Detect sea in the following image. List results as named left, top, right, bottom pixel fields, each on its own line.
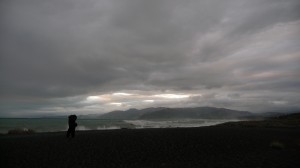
left=0, top=118, right=237, bottom=134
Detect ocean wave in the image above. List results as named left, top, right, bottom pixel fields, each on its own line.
left=124, top=119, right=233, bottom=129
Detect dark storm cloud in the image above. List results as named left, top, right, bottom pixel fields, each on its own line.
left=1, top=0, right=300, bottom=116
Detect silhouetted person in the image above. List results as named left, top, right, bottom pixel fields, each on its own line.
left=67, top=115, right=77, bottom=138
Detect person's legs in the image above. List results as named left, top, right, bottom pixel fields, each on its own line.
left=71, top=129, right=75, bottom=138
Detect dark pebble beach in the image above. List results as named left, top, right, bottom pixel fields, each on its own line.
left=1, top=126, right=300, bottom=168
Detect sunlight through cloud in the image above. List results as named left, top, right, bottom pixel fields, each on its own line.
left=154, top=94, right=190, bottom=99
left=143, top=100, right=155, bottom=103
left=112, top=93, right=133, bottom=96
left=109, top=102, right=123, bottom=106
left=86, top=96, right=100, bottom=101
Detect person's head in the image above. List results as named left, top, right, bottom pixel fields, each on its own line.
left=69, top=115, right=77, bottom=122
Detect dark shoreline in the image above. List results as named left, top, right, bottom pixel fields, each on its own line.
left=1, top=126, right=300, bottom=168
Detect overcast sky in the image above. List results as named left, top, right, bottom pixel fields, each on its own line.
left=1, top=0, right=300, bottom=117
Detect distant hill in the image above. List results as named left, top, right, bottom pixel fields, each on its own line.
left=97, top=107, right=166, bottom=119
left=95, top=107, right=252, bottom=120
left=139, top=107, right=252, bottom=119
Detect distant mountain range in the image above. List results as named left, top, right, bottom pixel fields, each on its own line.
left=80, top=107, right=255, bottom=120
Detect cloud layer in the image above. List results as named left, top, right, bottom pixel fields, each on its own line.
left=1, top=0, right=300, bottom=116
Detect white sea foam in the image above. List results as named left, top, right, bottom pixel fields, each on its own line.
left=96, top=126, right=121, bottom=130
left=124, top=119, right=236, bottom=129
left=76, top=125, right=92, bottom=131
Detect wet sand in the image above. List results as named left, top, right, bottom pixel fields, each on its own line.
left=1, top=126, right=300, bottom=168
